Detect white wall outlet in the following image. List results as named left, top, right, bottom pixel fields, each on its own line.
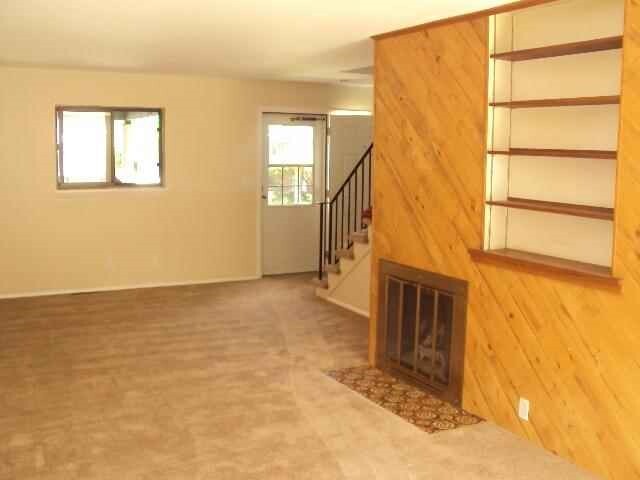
left=518, top=398, right=530, bottom=421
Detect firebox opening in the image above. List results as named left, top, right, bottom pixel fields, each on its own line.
left=377, top=260, right=468, bottom=406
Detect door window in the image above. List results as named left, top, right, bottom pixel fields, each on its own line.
left=267, top=125, right=314, bottom=206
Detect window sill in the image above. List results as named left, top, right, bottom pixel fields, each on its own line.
left=56, top=184, right=166, bottom=192
left=266, top=204, right=315, bottom=208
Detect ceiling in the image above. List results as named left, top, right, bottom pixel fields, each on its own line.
left=0, top=0, right=512, bottom=84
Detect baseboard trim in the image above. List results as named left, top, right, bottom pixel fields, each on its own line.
left=325, top=296, right=370, bottom=318
left=0, top=275, right=261, bottom=300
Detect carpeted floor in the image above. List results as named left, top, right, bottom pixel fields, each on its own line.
left=0, top=274, right=598, bottom=479
left=327, top=365, right=482, bottom=433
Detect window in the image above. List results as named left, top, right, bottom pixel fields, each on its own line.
left=267, top=124, right=314, bottom=206
left=56, top=107, right=163, bottom=188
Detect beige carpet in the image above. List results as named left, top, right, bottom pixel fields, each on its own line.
left=0, top=274, right=598, bottom=479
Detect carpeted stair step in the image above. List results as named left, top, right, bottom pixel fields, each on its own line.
left=350, top=230, right=369, bottom=244
left=335, top=248, right=355, bottom=260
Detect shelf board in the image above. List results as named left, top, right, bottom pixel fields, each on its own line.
left=469, top=248, right=620, bottom=287
left=486, top=197, right=614, bottom=220
left=487, top=148, right=617, bottom=160
left=490, top=95, right=620, bottom=109
left=491, top=36, right=623, bottom=61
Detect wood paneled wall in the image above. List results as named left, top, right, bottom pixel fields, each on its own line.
left=370, top=2, right=640, bottom=479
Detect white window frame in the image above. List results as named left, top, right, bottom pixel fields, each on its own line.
left=55, top=106, right=164, bottom=189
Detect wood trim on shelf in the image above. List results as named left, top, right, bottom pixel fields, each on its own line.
left=487, top=148, right=617, bottom=159
left=469, top=248, right=619, bottom=286
left=372, top=0, right=558, bottom=40
left=469, top=248, right=620, bottom=287
left=486, top=197, right=614, bottom=220
left=491, top=36, right=623, bottom=61
left=490, top=95, right=620, bottom=108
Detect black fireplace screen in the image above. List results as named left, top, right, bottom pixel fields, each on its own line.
left=377, top=260, right=468, bottom=406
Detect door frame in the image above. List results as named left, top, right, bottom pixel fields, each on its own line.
left=256, top=106, right=329, bottom=278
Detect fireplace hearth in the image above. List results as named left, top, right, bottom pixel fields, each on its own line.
left=376, top=260, right=468, bottom=406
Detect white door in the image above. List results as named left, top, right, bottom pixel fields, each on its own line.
left=262, top=113, right=326, bottom=275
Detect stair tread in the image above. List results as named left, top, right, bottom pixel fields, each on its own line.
left=335, top=248, right=355, bottom=259
left=325, top=264, right=341, bottom=274
left=350, top=231, right=369, bottom=244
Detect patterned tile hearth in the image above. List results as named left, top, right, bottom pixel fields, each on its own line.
left=326, top=365, right=482, bottom=434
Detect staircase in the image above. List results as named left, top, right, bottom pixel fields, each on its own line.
left=315, top=144, right=373, bottom=316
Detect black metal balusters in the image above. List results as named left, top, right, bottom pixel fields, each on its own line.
left=317, top=144, right=373, bottom=281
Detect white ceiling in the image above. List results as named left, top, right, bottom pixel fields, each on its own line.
left=0, top=0, right=512, bottom=84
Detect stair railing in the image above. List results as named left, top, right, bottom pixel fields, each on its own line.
left=318, top=143, right=373, bottom=280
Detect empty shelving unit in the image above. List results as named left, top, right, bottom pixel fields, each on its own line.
left=471, top=0, right=624, bottom=285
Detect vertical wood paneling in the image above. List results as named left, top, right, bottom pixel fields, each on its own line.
left=370, top=3, right=640, bottom=478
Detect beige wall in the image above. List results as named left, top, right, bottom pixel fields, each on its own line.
left=329, top=115, right=373, bottom=195
left=328, top=248, right=371, bottom=316
left=0, top=66, right=372, bottom=297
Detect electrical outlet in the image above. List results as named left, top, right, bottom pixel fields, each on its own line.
left=518, top=398, right=530, bottom=421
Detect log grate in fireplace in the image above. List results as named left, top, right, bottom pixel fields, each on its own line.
left=377, top=260, right=468, bottom=406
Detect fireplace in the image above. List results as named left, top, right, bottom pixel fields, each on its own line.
left=376, top=260, right=468, bottom=406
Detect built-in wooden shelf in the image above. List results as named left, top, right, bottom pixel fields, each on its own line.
left=486, top=197, right=614, bottom=220
left=487, top=148, right=617, bottom=159
left=491, top=35, right=623, bottom=61
left=490, top=95, right=620, bottom=108
left=469, top=248, right=619, bottom=287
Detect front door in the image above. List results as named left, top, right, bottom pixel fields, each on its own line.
left=262, top=113, right=326, bottom=275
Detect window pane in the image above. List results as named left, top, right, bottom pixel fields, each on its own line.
left=268, top=167, right=283, bottom=187
left=300, top=167, right=313, bottom=204
left=300, top=166, right=313, bottom=187
left=282, top=186, right=297, bottom=205
left=282, top=166, right=298, bottom=186
left=113, top=112, right=161, bottom=185
left=61, top=111, right=108, bottom=183
left=299, top=187, right=313, bottom=205
left=268, top=125, right=314, bottom=165
left=268, top=187, right=283, bottom=206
